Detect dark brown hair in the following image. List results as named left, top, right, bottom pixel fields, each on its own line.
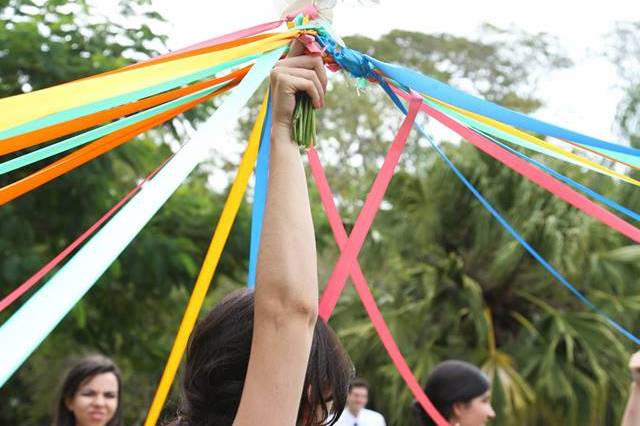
left=170, top=289, right=352, bottom=426
left=348, top=378, right=370, bottom=393
left=53, top=354, right=123, bottom=426
left=414, top=360, right=490, bottom=426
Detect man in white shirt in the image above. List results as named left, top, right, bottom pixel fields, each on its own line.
left=335, top=378, right=386, bottom=426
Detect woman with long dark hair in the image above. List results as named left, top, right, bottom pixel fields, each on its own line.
left=168, top=39, right=352, bottom=426
left=53, top=354, right=123, bottom=426
left=414, top=360, right=495, bottom=426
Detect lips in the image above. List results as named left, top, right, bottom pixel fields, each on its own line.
left=88, top=410, right=107, bottom=420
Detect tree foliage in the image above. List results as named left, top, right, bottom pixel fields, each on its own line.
left=0, top=1, right=250, bottom=424
left=1, top=3, right=638, bottom=425
left=607, top=21, right=640, bottom=151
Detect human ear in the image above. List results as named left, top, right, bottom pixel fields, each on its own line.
left=451, top=401, right=468, bottom=421
left=65, top=397, right=74, bottom=412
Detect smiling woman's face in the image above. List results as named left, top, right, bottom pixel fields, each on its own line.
left=65, top=372, right=119, bottom=426
left=454, top=390, right=495, bottom=426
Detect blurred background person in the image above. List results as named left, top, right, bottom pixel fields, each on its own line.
left=335, top=378, right=386, bottom=426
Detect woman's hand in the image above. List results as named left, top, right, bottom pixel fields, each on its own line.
left=270, top=40, right=327, bottom=132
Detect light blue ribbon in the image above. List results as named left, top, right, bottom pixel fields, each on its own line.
left=376, top=76, right=640, bottom=345
left=248, top=94, right=272, bottom=288
left=0, top=81, right=232, bottom=175
left=0, top=55, right=256, bottom=140
left=367, top=54, right=640, bottom=158
left=0, top=47, right=285, bottom=387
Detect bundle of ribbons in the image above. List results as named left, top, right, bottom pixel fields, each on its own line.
left=1, top=5, right=639, bottom=426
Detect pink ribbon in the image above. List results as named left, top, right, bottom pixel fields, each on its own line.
left=161, top=4, right=319, bottom=60
left=168, top=20, right=284, bottom=57
left=0, top=156, right=172, bottom=313
left=393, top=88, right=640, bottom=244
left=308, top=146, right=450, bottom=426
left=317, top=93, right=422, bottom=319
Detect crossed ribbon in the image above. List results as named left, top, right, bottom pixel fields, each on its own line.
left=309, top=94, right=450, bottom=426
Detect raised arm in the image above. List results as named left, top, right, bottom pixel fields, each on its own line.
left=233, top=42, right=328, bottom=426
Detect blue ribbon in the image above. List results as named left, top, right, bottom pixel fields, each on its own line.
left=365, top=55, right=640, bottom=158
left=247, top=94, right=272, bottom=288
left=474, top=128, right=640, bottom=223
left=0, top=48, right=286, bottom=387
left=376, top=77, right=640, bottom=345
left=314, top=30, right=639, bottom=343
left=316, top=31, right=375, bottom=79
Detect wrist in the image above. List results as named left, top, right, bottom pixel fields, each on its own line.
left=271, top=122, right=296, bottom=147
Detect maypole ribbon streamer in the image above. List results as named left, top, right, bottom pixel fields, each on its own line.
left=0, top=154, right=173, bottom=313
left=368, top=55, right=640, bottom=158
left=318, top=94, right=422, bottom=320
left=248, top=95, right=273, bottom=288
left=0, top=81, right=233, bottom=175
left=422, top=96, right=640, bottom=177
left=0, top=32, right=295, bottom=137
left=143, top=93, right=270, bottom=426
left=421, top=95, right=640, bottom=179
left=384, top=84, right=640, bottom=345
left=307, top=147, right=450, bottom=426
left=392, top=89, right=640, bottom=244
left=166, top=21, right=283, bottom=58
left=0, top=48, right=284, bottom=387
left=0, top=79, right=239, bottom=205
left=0, top=53, right=252, bottom=139
left=86, top=34, right=273, bottom=81
left=0, top=67, right=250, bottom=157
left=429, top=102, right=640, bottom=223
left=485, top=130, right=640, bottom=222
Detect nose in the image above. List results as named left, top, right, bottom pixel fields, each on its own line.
left=92, top=394, right=107, bottom=407
left=487, top=404, right=496, bottom=419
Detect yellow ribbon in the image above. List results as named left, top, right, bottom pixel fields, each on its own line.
left=143, top=92, right=270, bottom=426
left=424, top=95, right=640, bottom=188
left=0, top=33, right=293, bottom=132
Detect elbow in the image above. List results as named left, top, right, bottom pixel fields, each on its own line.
left=255, top=280, right=318, bottom=327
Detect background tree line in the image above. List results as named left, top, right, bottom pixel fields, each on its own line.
left=1, top=1, right=639, bottom=424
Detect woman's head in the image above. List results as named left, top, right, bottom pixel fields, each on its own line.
left=176, top=289, right=352, bottom=426
left=54, top=354, right=123, bottom=426
left=415, top=360, right=494, bottom=426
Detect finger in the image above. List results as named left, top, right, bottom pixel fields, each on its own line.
left=275, top=67, right=324, bottom=106
left=288, top=75, right=322, bottom=108
left=276, top=55, right=327, bottom=91
left=286, top=39, right=306, bottom=58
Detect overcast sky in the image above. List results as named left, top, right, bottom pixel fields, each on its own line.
left=89, top=0, right=640, bottom=143
left=125, top=0, right=636, bottom=143
left=87, top=0, right=640, bottom=190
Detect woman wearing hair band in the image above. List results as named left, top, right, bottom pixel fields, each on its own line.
left=167, top=39, right=352, bottom=426
left=414, top=360, right=495, bottom=426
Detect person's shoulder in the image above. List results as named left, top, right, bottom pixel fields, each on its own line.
left=362, top=408, right=386, bottom=424
left=333, top=409, right=352, bottom=425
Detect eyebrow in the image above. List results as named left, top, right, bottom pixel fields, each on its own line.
left=79, top=387, right=118, bottom=394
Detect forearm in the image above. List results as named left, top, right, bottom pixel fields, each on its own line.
left=622, top=383, right=640, bottom=426
left=254, top=123, right=318, bottom=322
